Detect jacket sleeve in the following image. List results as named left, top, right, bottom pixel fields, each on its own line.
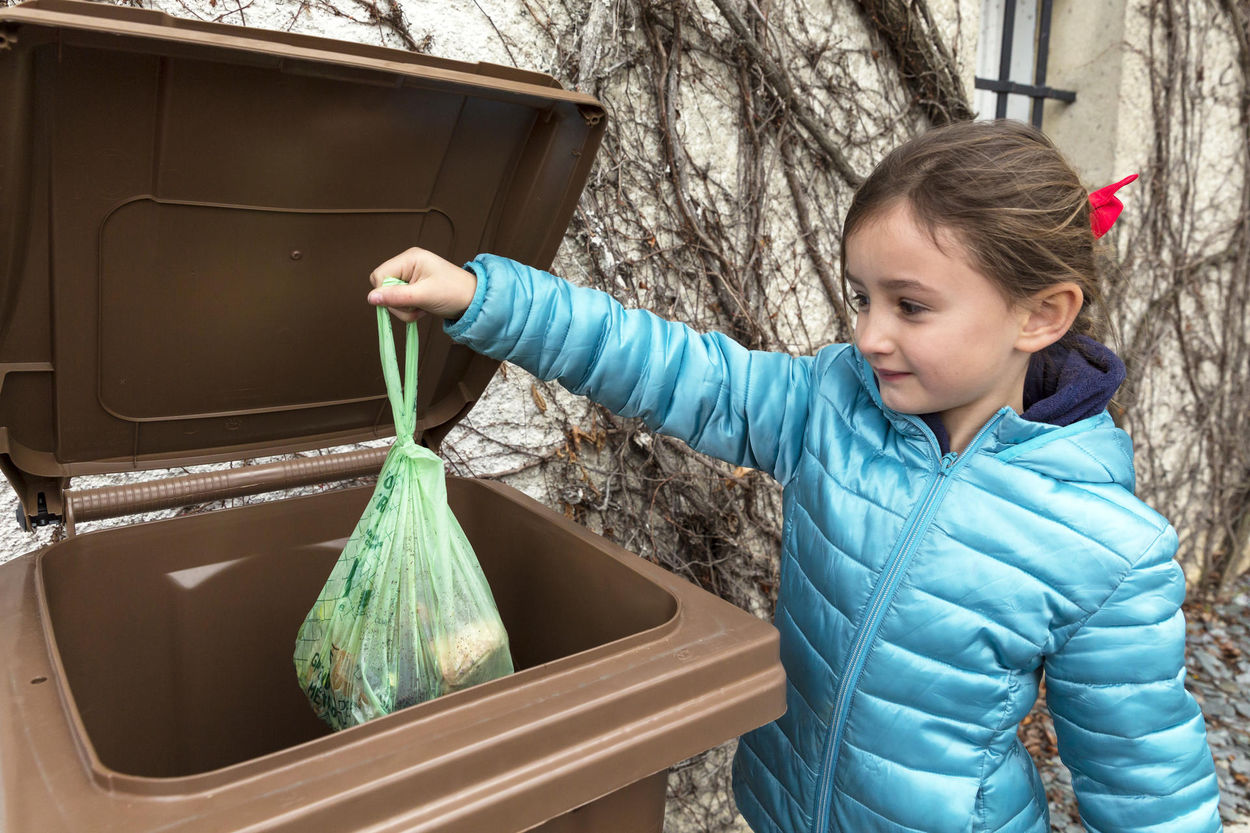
left=1042, top=525, right=1223, bottom=833
left=443, top=254, right=812, bottom=484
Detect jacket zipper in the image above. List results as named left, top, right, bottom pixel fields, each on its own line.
left=810, top=412, right=1005, bottom=833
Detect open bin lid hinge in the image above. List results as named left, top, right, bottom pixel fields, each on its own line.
left=55, top=445, right=390, bottom=536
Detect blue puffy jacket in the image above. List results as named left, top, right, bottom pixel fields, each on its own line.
left=445, top=255, right=1223, bottom=833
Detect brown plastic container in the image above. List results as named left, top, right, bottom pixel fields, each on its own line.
left=0, top=2, right=785, bottom=831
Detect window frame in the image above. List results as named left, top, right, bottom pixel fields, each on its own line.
left=973, top=0, right=1076, bottom=128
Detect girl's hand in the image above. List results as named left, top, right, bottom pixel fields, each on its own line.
left=367, top=247, right=477, bottom=323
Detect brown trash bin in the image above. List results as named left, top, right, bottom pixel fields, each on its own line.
left=0, top=2, right=786, bottom=832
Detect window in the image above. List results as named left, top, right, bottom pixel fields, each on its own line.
left=973, top=0, right=1076, bottom=127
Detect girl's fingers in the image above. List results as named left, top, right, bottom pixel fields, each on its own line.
left=368, top=265, right=411, bottom=290
left=369, top=247, right=428, bottom=289
left=367, top=246, right=471, bottom=319
left=367, top=281, right=424, bottom=309
left=366, top=278, right=431, bottom=324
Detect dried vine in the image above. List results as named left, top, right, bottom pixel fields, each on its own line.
left=850, top=0, right=975, bottom=124
left=1116, top=0, right=1250, bottom=598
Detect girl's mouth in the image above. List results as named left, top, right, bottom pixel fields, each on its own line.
left=875, top=369, right=911, bottom=382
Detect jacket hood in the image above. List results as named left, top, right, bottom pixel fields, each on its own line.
left=853, top=339, right=1136, bottom=490
left=982, top=409, right=1137, bottom=490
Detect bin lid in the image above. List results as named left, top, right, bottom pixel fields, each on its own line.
left=0, top=0, right=604, bottom=511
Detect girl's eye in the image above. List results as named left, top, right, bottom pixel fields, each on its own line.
left=898, top=300, right=928, bottom=316
left=850, top=292, right=869, bottom=310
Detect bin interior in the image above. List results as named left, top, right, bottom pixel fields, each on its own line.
left=38, top=477, right=678, bottom=780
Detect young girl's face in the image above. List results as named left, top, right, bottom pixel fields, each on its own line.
left=844, top=200, right=1033, bottom=452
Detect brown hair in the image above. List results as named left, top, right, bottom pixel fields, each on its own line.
left=842, top=119, right=1107, bottom=345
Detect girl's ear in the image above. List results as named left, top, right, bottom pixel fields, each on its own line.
left=1016, top=282, right=1083, bottom=353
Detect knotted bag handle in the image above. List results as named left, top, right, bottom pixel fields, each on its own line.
left=376, top=277, right=419, bottom=443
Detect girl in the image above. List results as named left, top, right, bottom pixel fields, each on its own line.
left=367, top=120, right=1222, bottom=833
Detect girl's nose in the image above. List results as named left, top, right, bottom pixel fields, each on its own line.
left=854, top=311, right=893, bottom=356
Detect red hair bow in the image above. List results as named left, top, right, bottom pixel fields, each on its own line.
left=1089, top=174, right=1139, bottom=238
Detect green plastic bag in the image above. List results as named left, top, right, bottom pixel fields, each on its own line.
left=293, top=281, right=513, bottom=730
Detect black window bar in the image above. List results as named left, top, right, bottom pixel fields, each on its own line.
left=974, top=0, right=1076, bottom=128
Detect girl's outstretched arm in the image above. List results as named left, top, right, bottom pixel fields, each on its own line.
left=1042, top=526, right=1222, bottom=832
left=431, top=253, right=813, bottom=484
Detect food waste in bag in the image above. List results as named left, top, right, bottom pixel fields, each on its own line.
left=293, top=281, right=513, bottom=729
